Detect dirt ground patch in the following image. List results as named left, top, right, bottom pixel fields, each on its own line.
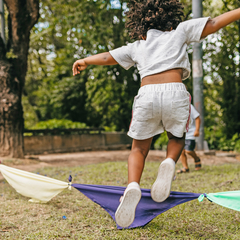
left=1, top=149, right=240, bottom=180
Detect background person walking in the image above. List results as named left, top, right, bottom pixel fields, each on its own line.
left=177, top=104, right=201, bottom=173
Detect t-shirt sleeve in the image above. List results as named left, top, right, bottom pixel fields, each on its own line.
left=109, top=44, right=135, bottom=70
left=191, top=105, right=200, bottom=119
left=181, top=17, right=210, bottom=44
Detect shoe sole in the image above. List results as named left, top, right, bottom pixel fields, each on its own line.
left=151, top=159, right=175, bottom=202
left=115, top=187, right=141, bottom=228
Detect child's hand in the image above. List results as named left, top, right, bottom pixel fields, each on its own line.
left=194, top=130, right=199, bottom=137
left=72, top=59, right=88, bottom=76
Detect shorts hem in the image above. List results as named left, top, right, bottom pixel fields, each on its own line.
left=165, top=130, right=185, bottom=138
left=127, top=130, right=164, bottom=140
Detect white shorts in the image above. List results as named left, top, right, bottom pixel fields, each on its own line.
left=128, top=83, right=191, bottom=140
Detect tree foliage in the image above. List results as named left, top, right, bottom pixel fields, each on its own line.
left=25, top=0, right=140, bottom=131
left=23, top=0, right=240, bottom=150
left=203, top=0, right=240, bottom=141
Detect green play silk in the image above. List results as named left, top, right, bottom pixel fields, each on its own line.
left=198, top=191, right=240, bottom=212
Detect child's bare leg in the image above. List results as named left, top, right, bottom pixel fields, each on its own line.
left=185, top=150, right=198, bottom=161
left=176, top=149, right=190, bottom=173
left=180, top=149, right=189, bottom=169
left=115, top=137, right=152, bottom=228
left=128, top=137, right=153, bottom=184
left=151, top=132, right=185, bottom=202
left=166, top=132, right=185, bottom=162
left=185, top=150, right=201, bottom=170
left=151, top=132, right=185, bottom=201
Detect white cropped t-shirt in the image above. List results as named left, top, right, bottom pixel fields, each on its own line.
left=109, top=17, right=210, bottom=80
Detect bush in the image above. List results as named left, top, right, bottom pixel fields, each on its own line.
left=204, top=126, right=224, bottom=150
left=234, top=138, right=240, bottom=152
left=205, top=130, right=240, bottom=152
left=30, top=119, right=88, bottom=129
left=154, top=131, right=168, bottom=150
left=153, top=128, right=240, bottom=153
left=218, top=133, right=238, bottom=151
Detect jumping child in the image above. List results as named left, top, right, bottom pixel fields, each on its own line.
left=72, top=0, right=240, bottom=228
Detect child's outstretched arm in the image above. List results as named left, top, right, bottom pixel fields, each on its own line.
left=72, top=52, right=118, bottom=76
left=201, top=8, right=240, bottom=38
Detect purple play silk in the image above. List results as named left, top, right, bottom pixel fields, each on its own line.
left=72, top=183, right=201, bottom=229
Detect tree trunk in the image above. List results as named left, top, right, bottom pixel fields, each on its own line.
left=0, top=0, right=39, bottom=158
left=0, top=60, right=24, bottom=157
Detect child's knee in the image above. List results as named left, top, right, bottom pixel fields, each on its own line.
left=131, top=138, right=152, bottom=157
left=131, top=146, right=149, bottom=158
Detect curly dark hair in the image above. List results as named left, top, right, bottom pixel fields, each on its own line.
left=125, top=0, right=185, bottom=40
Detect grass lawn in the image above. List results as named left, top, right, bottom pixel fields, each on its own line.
left=1, top=161, right=240, bottom=239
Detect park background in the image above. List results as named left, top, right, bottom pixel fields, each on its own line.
left=21, top=0, right=240, bottom=153
left=1, top=0, right=240, bottom=158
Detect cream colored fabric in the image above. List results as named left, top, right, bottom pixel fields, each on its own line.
left=0, top=164, right=70, bottom=203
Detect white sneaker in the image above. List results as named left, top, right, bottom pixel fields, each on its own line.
left=115, top=182, right=141, bottom=228
left=151, top=158, right=175, bottom=202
